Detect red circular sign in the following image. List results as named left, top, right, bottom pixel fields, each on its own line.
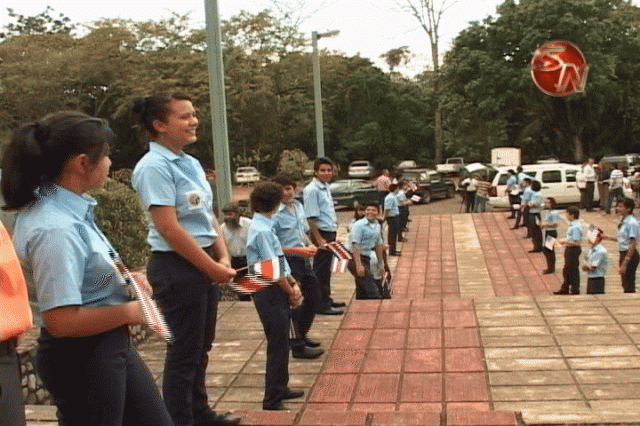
left=531, top=41, right=589, bottom=97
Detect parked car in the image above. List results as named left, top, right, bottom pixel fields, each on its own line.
left=402, top=169, right=456, bottom=203
left=235, top=166, right=260, bottom=184
left=330, top=179, right=378, bottom=209
left=599, top=154, right=640, bottom=176
left=347, top=160, right=375, bottom=178
left=536, top=155, right=560, bottom=164
left=396, top=160, right=418, bottom=170
left=487, top=163, right=600, bottom=208
left=436, top=157, right=465, bottom=176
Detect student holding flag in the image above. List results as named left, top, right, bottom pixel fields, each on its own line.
left=349, top=203, right=391, bottom=299
left=247, top=182, right=304, bottom=411
left=131, top=93, right=239, bottom=426
left=272, top=175, right=324, bottom=359
left=2, top=111, right=173, bottom=425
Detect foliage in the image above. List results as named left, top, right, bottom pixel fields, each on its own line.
left=1, top=6, right=75, bottom=38
left=88, top=179, right=150, bottom=269
left=276, top=149, right=310, bottom=181
left=440, top=0, right=640, bottom=162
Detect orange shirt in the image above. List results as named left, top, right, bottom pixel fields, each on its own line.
left=0, top=222, right=32, bottom=340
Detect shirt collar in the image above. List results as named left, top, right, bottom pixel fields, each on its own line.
left=313, top=177, right=330, bottom=190
left=150, top=141, right=184, bottom=162
left=253, top=212, right=275, bottom=227
left=39, top=183, right=97, bottom=221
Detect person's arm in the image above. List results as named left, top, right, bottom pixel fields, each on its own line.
left=149, top=206, right=236, bottom=283
left=282, top=245, right=317, bottom=258
left=210, top=214, right=231, bottom=268
left=42, top=302, right=143, bottom=338
left=352, top=245, right=365, bottom=277
left=376, top=243, right=390, bottom=274
left=307, top=218, right=326, bottom=247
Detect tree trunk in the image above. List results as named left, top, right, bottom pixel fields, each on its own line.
left=574, top=134, right=584, bottom=163
left=435, top=110, right=443, bottom=164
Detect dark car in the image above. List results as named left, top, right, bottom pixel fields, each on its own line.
left=401, top=169, right=455, bottom=203
left=329, top=179, right=379, bottom=209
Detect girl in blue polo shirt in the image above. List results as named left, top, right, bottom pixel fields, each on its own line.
left=131, top=93, right=238, bottom=426
left=2, top=112, right=172, bottom=426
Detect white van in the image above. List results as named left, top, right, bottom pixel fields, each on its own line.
left=487, top=163, right=599, bottom=208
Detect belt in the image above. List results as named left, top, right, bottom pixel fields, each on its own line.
left=0, top=338, right=18, bottom=357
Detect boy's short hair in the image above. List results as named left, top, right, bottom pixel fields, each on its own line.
left=272, top=174, right=296, bottom=188
left=547, top=197, right=557, bottom=208
left=618, top=197, right=635, bottom=211
left=389, top=183, right=399, bottom=192
left=566, top=205, right=580, bottom=219
left=531, top=180, right=541, bottom=191
left=250, top=182, right=283, bottom=213
left=313, top=157, right=334, bottom=171
left=364, top=202, right=380, bottom=211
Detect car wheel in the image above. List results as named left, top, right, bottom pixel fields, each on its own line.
left=447, top=187, right=455, bottom=198
left=423, top=190, right=432, bottom=204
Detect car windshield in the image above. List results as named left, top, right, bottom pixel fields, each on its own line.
left=351, top=162, right=369, bottom=167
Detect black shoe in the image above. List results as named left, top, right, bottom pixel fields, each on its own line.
left=281, top=389, right=304, bottom=400
left=263, top=402, right=286, bottom=411
left=389, top=252, right=401, bottom=256
left=194, top=410, right=241, bottom=426
left=508, top=215, right=516, bottom=219
left=528, top=250, right=542, bottom=253
left=553, top=290, right=569, bottom=295
left=511, top=226, right=519, bottom=230
left=542, top=270, right=554, bottom=274
left=331, top=301, right=346, bottom=308
left=317, top=307, right=343, bottom=315
left=398, top=238, right=408, bottom=242
left=292, top=346, right=324, bottom=359
left=304, top=338, right=321, bottom=348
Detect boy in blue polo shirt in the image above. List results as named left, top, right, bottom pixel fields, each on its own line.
left=247, top=182, right=304, bottom=411
left=582, top=227, right=608, bottom=294
left=384, top=183, right=401, bottom=256
left=555, top=206, right=584, bottom=295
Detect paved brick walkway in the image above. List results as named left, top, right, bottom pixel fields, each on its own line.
left=26, top=210, right=640, bottom=425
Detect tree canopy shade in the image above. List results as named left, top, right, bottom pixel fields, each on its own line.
left=440, top=0, right=640, bottom=163
left=0, top=8, right=434, bottom=174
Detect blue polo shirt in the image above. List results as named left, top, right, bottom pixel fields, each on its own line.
left=132, top=142, right=217, bottom=252
left=587, top=243, right=608, bottom=278
left=520, top=187, right=533, bottom=205
left=542, top=210, right=560, bottom=238
left=529, top=191, right=543, bottom=214
left=567, top=219, right=584, bottom=242
left=246, top=213, right=291, bottom=277
left=384, top=192, right=399, bottom=217
left=506, top=175, right=518, bottom=193
left=617, top=214, right=640, bottom=251
left=12, top=185, right=130, bottom=317
left=350, top=218, right=383, bottom=258
left=303, top=178, right=337, bottom=232
left=273, top=200, right=309, bottom=249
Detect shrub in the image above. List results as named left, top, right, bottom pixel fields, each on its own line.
left=88, top=178, right=150, bottom=269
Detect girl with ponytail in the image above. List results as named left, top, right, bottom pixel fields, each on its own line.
left=1, top=111, right=173, bottom=426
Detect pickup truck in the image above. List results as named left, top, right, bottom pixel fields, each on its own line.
left=436, top=157, right=465, bottom=176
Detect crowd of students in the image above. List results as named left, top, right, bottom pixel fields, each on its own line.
left=506, top=165, right=640, bottom=296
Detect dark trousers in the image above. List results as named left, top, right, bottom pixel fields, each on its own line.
left=579, top=188, right=586, bottom=209
left=286, top=255, right=321, bottom=345
left=585, top=181, right=595, bottom=209
left=148, top=250, right=219, bottom=426
left=0, top=338, right=25, bottom=426
left=619, top=249, right=639, bottom=293
left=523, top=206, right=531, bottom=237
left=252, top=285, right=291, bottom=409
left=465, top=191, right=476, bottom=213
left=36, top=327, right=172, bottom=426
left=348, top=255, right=381, bottom=299
left=232, top=256, right=251, bottom=301
left=386, top=216, right=399, bottom=254
left=560, top=246, right=581, bottom=294
left=587, top=277, right=605, bottom=294
left=530, top=212, right=542, bottom=251
left=543, top=230, right=557, bottom=272
left=515, top=196, right=523, bottom=227
left=313, top=230, right=337, bottom=310
left=508, top=194, right=519, bottom=218
left=399, top=205, right=409, bottom=231
left=378, top=191, right=389, bottom=210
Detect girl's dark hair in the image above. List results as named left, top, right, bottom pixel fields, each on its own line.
left=531, top=180, right=541, bottom=191
left=250, top=182, right=283, bottom=213
left=1, top=111, right=113, bottom=210
left=547, top=197, right=557, bottom=208
left=131, top=92, right=192, bottom=137
left=272, top=174, right=296, bottom=188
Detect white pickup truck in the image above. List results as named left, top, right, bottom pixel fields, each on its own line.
left=436, top=157, right=465, bottom=176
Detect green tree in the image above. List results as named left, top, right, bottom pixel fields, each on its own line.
left=440, top=0, right=640, bottom=162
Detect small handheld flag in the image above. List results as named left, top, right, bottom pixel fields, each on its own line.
left=109, top=251, right=173, bottom=343
left=229, top=274, right=275, bottom=294
left=325, top=241, right=352, bottom=260
left=331, top=257, right=349, bottom=273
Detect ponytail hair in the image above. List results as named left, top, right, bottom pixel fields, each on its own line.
left=1, top=111, right=114, bottom=210
left=131, top=92, right=192, bottom=138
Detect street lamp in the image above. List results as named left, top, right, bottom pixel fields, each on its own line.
left=312, top=30, right=339, bottom=158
